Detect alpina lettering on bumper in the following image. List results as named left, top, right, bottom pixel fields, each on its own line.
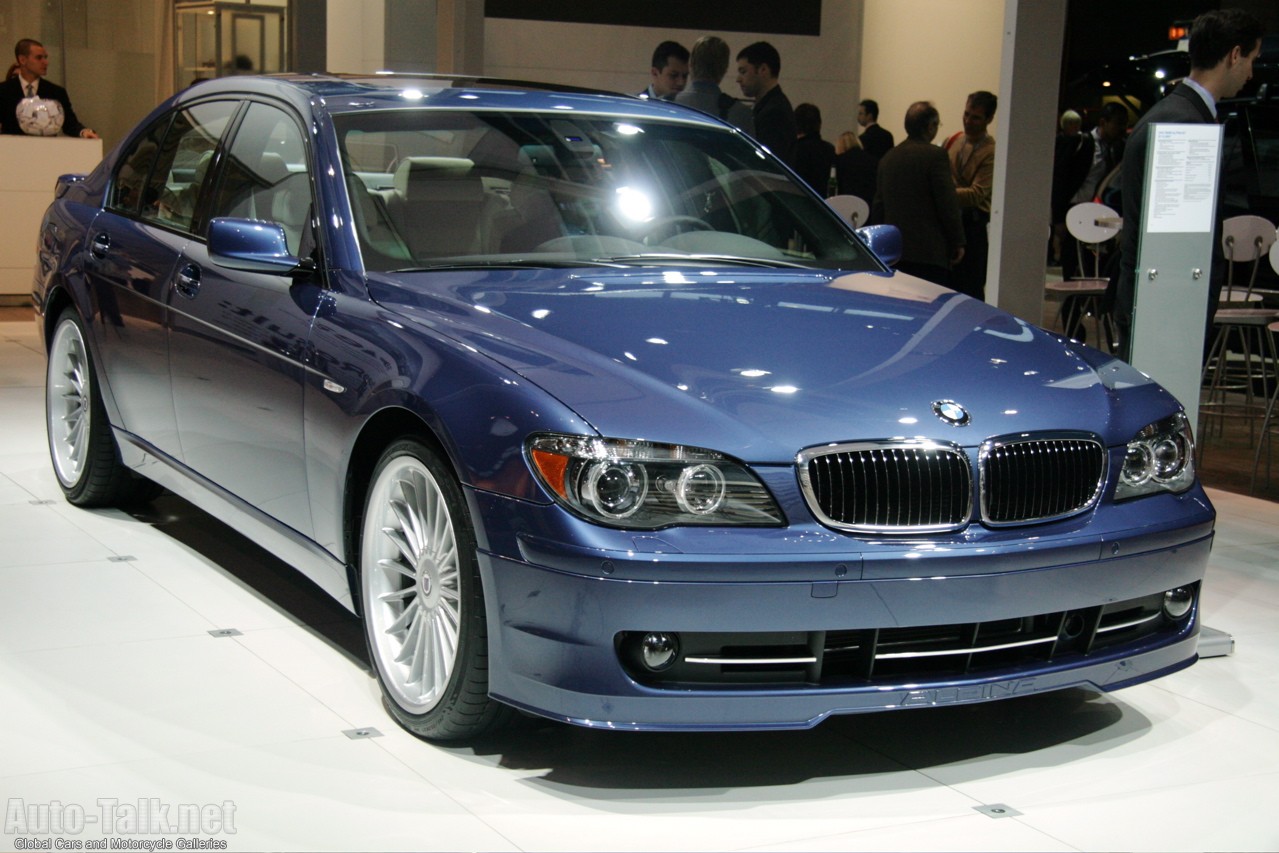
left=898, top=679, right=1038, bottom=707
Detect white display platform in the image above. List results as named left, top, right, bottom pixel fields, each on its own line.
left=0, top=135, right=103, bottom=301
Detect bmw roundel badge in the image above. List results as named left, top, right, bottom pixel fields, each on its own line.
left=932, top=400, right=970, bottom=426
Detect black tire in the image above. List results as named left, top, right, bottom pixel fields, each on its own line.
left=45, top=308, right=160, bottom=508
left=357, top=438, right=509, bottom=741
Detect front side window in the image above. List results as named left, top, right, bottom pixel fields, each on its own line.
left=335, top=110, right=878, bottom=273
left=207, top=102, right=313, bottom=256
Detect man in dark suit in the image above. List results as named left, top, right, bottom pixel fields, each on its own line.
left=1115, top=9, right=1262, bottom=360
left=1058, top=102, right=1128, bottom=280
left=638, top=40, right=688, bottom=102
left=735, top=41, right=796, bottom=167
left=857, top=99, right=893, bottom=161
left=870, top=101, right=964, bottom=287
left=1, top=38, right=97, bottom=138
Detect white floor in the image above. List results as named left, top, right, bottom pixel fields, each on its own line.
left=3, top=316, right=1279, bottom=853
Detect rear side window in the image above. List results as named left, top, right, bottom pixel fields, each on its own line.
left=107, top=100, right=238, bottom=234
left=109, top=114, right=172, bottom=216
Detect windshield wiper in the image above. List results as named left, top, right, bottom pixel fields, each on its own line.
left=591, top=253, right=815, bottom=269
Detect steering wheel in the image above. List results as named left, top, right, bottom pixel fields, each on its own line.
left=640, top=215, right=714, bottom=245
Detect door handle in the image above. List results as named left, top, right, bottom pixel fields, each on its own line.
left=174, top=263, right=201, bottom=299
left=89, top=231, right=110, bottom=259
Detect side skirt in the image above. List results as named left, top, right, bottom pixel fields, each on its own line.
left=115, top=428, right=356, bottom=613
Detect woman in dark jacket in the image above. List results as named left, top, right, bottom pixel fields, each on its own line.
left=834, top=130, right=876, bottom=203
left=793, top=102, right=836, bottom=196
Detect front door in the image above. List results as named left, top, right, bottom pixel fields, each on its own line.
left=167, top=100, right=320, bottom=538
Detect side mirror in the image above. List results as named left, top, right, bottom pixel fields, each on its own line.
left=207, top=217, right=310, bottom=274
left=854, top=224, right=902, bottom=268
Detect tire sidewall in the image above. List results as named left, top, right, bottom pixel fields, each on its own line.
left=46, top=309, right=98, bottom=501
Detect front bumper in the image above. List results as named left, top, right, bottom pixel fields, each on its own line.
left=473, top=490, right=1212, bottom=731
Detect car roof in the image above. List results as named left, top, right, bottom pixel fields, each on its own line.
left=176, top=72, right=725, bottom=125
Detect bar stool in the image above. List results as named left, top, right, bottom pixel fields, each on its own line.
left=1045, top=202, right=1119, bottom=350
left=1222, top=215, right=1276, bottom=301
left=1251, top=320, right=1279, bottom=493
left=826, top=194, right=870, bottom=228
left=1203, top=217, right=1279, bottom=452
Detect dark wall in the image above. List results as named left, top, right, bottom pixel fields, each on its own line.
left=483, top=0, right=822, bottom=36
left=1061, top=0, right=1279, bottom=118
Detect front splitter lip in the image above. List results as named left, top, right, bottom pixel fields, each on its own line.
left=478, top=546, right=1208, bottom=731
left=491, top=636, right=1200, bottom=733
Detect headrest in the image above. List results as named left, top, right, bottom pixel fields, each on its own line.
left=394, top=156, right=476, bottom=195
left=256, top=152, right=290, bottom=184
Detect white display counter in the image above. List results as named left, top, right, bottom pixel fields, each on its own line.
left=0, top=135, right=103, bottom=301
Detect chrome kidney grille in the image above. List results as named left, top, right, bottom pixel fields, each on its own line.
left=798, top=441, right=971, bottom=533
left=981, top=435, right=1107, bottom=525
left=798, top=433, right=1106, bottom=532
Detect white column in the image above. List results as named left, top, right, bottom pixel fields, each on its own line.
left=987, top=0, right=1067, bottom=321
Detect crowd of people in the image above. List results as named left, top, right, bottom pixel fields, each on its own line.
left=640, top=7, right=1261, bottom=329
left=637, top=35, right=997, bottom=299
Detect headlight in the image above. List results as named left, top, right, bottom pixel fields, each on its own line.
left=1115, top=413, right=1196, bottom=500
left=528, top=434, right=784, bottom=528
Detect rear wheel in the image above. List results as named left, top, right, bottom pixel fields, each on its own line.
left=358, top=438, right=508, bottom=741
left=46, top=308, right=158, bottom=507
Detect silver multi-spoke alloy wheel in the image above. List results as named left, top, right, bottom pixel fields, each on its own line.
left=47, top=315, right=91, bottom=488
left=362, top=450, right=464, bottom=715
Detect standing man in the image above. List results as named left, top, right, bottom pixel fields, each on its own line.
left=857, top=99, right=893, bottom=161
left=1060, top=101, right=1128, bottom=279
left=0, top=38, right=97, bottom=138
left=639, top=41, right=689, bottom=101
left=675, top=36, right=754, bottom=134
left=735, top=41, right=796, bottom=167
left=871, top=102, right=964, bottom=287
left=944, top=90, right=997, bottom=301
left=1115, top=8, right=1262, bottom=360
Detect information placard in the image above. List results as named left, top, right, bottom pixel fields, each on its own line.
left=1129, top=122, right=1223, bottom=431
left=1143, top=124, right=1221, bottom=234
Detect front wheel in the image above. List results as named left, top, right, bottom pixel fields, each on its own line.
left=358, top=439, right=508, bottom=741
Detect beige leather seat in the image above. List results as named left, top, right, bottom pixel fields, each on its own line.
left=386, top=156, right=488, bottom=259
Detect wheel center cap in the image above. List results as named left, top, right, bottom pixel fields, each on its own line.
left=417, top=556, right=437, bottom=598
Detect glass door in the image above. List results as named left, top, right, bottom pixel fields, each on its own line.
left=175, top=1, right=287, bottom=90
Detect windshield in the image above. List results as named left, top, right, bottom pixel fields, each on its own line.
left=334, top=109, right=879, bottom=273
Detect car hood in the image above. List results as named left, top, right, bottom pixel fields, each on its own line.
left=370, top=267, right=1174, bottom=463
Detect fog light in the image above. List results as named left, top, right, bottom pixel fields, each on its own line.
left=640, top=632, right=680, bottom=671
left=1163, top=587, right=1194, bottom=619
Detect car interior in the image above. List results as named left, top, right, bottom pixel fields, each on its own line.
left=335, top=111, right=876, bottom=273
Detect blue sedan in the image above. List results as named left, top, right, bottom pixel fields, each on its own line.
left=34, top=74, right=1213, bottom=741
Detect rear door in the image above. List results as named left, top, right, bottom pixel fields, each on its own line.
left=85, top=100, right=238, bottom=458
